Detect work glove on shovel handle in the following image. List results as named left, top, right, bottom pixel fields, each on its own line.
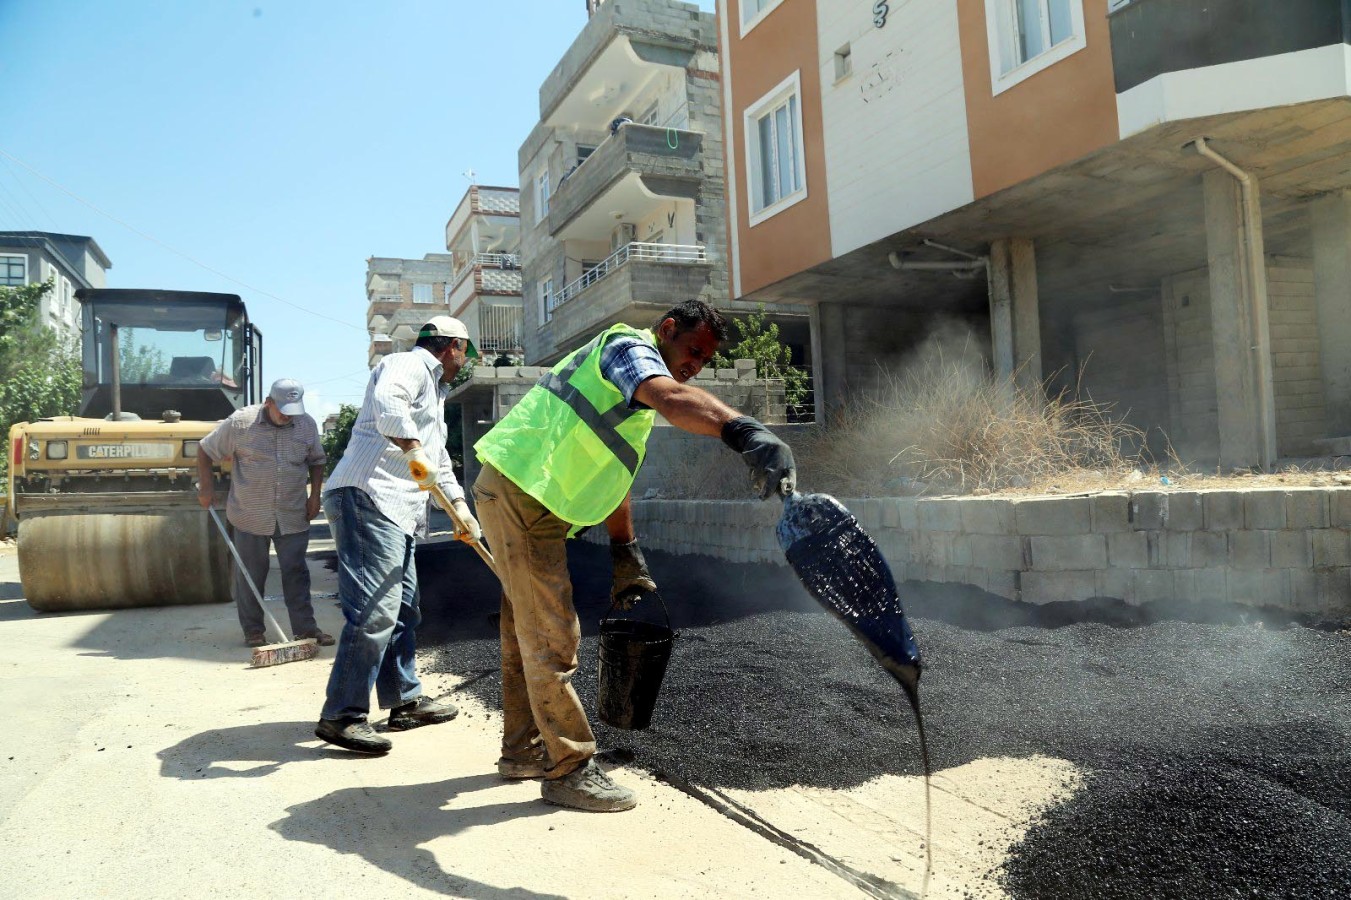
left=721, top=415, right=798, bottom=500
left=610, top=539, right=657, bottom=611
left=449, top=498, right=482, bottom=544
left=402, top=446, right=438, bottom=490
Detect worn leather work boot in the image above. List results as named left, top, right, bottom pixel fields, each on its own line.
left=541, top=760, right=637, bottom=812
left=314, top=718, right=392, bottom=754
left=388, top=696, right=459, bottom=731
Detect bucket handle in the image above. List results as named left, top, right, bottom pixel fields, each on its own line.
left=602, top=588, right=671, bottom=630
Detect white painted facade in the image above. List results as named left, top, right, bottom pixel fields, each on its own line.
left=1117, top=44, right=1351, bottom=139
left=817, top=0, right=975, bottom=257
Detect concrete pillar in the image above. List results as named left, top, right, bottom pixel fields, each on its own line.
left=817, top=302, right=847, bottom=416
left=988, top=237, right=1041, bottom=391
left=1202, top=167, right=1275, bottom=470
left=1312, top=190, right=1351, bottom=437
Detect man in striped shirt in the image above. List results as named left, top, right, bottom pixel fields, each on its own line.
left=314, top=316, right=482, bottom=755
left=197, top=378, right=331, bottom=648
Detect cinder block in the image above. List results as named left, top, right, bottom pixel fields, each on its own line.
left=1090, top=492, right=1131, bottom=533
left=1194, top=568, right=1228, bottom=602
left=1318, top=567, right=1351, bottom=615
left=1131, top=492, right=1168, bottom=530
left=1029, top=535, right=1108, bottom=571
left=1229, top=531, right=1271, bottom=569
left=895, top=499, right=918, bottom=530
left=1287, top=568, right=1319, bottom=613
left=1167, top=492, right=1204, bottom=531
left=987, top=569, right=1020, bottom=600
left=1332, top=491, right=1351, bottom=527
left=918, top=500, right=962, bottom=532
left=1133, top=569, right=1174, bottom=605
left=1107, top=532, right=1149, bottom=568
left=1162, top=532, right=1191, bottom=568
left=1313, top=529, right=1351, bottom=567
left=857, top=499, right=884, bottom=531
left=882, top=500, right=900, bottom=528
left=1205, top=492, right=1245, bottom=530
left=1171, top=569, right=1196, bottom=599
left=1021, top=570, right=1096, bottom=605
left=1285, top=488, right=1329, bottom=529
left=960, top=498, right=1015, bottom=534
left=967, top=534, right=1025, bottom=570
left=1227, top=568, right=1284, bottom=606
left=949, top=535, right=973, bottom=567
left=1095, top=568, right=1133, bottom=602
left=1270, top=531, right=1312, bottom=568
left=1190, top=531, right=1229, bottom=568
left=1015, top=497, right=1091, bottom=535
left=1245, top=491, right=1287, bottom=529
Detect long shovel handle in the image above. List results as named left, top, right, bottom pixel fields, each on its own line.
left=207, top=506, right=289, bottom=644
left=428, top=482, right=499, bottom=578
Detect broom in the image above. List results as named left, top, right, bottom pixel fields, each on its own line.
left=208, top=507, right=319, bottom=667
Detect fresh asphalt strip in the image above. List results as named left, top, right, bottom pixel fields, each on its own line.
left=414, top=539, right=1351, bottom=900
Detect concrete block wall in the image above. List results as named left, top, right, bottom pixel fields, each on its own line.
left=609, top=488, right=1351, bottom=619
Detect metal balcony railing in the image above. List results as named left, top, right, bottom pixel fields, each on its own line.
left=451, top=252, right=522, bottom=288
left=550, top=242, right=707, bottom=312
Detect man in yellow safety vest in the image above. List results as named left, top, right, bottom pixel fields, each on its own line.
left=473, top=299, right=796, bottom=813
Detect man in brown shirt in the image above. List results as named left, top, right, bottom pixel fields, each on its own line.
left=197, top=378, right=332, bottom=647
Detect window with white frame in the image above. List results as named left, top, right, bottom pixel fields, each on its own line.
left=539, top=278, right=553, bottom=322
left=740, top=0, right=783, bottom=35
left=985, top=0, right=1086, bottom=94
left=535, top=170, right=550, bottom=223
left=744, top=70, right=806, bottom=224
left=1, top=254, right=26, bottom=286
left=412, top=283, right=433, bottom=304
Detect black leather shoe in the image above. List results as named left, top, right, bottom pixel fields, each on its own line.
left=388, top=696, right=459, bottom=731
left=314, top=718, right=391, bottom=754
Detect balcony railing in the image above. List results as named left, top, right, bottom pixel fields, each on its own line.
left=452, top=252, right=522, bottom=288
left=550, top=242, right=706, bottom=313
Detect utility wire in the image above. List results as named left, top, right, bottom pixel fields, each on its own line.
left=0, top=146, right=365, bottom=332
left=0, top=156, right=59, bottom=230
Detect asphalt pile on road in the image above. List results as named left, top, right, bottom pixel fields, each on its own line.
left=416, top=539, right=1351, bottom=900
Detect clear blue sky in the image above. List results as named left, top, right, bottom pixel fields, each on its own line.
left=0, top=0, right=716, bottom=418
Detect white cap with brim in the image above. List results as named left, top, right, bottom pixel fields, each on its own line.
left=269, top=378, right=306, bottom=416
left=419, top=315, right=479, bottom=358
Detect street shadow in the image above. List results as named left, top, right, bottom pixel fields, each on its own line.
left=158, top=721, right=336, bottom=780
left=0, top=597, right=37, bottom=622
left=0, top=578, right=25, bottom=601
left=66, top=603, right=289, bottom=665
left=269, top=775, right=567, bottom=899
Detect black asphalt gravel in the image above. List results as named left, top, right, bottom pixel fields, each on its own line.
left=414, top=539, right=1351, bottom=900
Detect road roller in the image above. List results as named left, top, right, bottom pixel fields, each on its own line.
left=6, top=288, right=262, bottom=612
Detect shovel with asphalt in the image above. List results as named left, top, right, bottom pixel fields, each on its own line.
left=207, top=507, right=320, bottom=667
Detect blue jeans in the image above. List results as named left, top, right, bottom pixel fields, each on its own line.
left=320, top=487, right=422, bottom=722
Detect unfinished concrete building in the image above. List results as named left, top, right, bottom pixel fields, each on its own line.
left=718, top=0, right=1351, bottom=470
left=364, top=253, right=458, bottom=367
left=443, top=185, right=524, bottom=362
left=518, top=0, right=809, bottom=368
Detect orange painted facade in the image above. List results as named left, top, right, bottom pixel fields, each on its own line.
left=956, top=0, right=1119, bottom=199
left=722, top=0, right=832, bottom=298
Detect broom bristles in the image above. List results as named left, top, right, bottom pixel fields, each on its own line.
left=251, top=638, right=320, bottom=668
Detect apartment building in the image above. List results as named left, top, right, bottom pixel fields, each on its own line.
left=0, top=231, right=111, bottom=344
left=364, top=253, right=458, bottom=367
left=719, top=0, right=1351, bottom=469
left=518, top=0, right=809, bottom=367
left=443, top=185, right=525, bottom=362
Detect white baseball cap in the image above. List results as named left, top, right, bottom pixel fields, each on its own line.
left=268, top=378, right=306, bottom=416
left=418, top=316, right=479, bottom=358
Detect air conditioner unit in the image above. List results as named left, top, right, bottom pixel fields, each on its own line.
left=610, top=223, right=637, bottom=252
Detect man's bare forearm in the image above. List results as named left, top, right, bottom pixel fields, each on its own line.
left=605, top=493, right=636, bottom=544
left=633, top=377, right=738, bottom=437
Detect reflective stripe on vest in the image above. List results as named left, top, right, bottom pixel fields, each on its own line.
left=536, top=332, right=642, bottom=474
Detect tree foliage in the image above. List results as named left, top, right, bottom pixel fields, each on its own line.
left=320, top=404, right=359, bottom=476
left=117, top=329, right=168, bottom=383
left=0, top=279, right=83, bottom=479
left=712, top=307, right=809, bottom=412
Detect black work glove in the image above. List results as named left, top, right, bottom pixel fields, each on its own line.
left=722, top=416, right=797, bottom=500
left=610, top=539, right=657, bottom=610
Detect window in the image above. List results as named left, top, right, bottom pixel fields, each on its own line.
left=985, top=0, right=1086, bottom=94
left=577, top=144, right=596, bottom=165
left=1, top=254, right=26, bottom=286
left=539, top=278, right=553, bottom=322
left=639, top=102, right=660, bottom=127
left=535, top=170, right=550, bottom=223
left=740, top=0, right=783, bottom=35
left=412, top=283, right=433, bottom=304
left=744, top=70, right=806, bottom=224
left=834, top=45, right=853, bottom=82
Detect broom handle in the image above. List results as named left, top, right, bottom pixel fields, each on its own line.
left=208, top=506, right=290, bottom=644
left=427, top=483, right=499, bottom=578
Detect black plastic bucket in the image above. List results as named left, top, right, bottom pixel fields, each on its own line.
left=597, top=595, right=674, bottom=730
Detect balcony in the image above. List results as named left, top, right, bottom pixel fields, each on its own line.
left=451, top=252, right=522, bottom=289
left=1110, top=0, right=1346, bottom=94
left=552, top=241, right=706, bottom=310
left=547, top=123, right=703, bottom=239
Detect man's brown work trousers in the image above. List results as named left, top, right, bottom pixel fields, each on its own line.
left=472, top=463, right=595, bottom=779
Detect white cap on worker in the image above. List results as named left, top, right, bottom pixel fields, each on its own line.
left=269, top=378, right=306, bottom=416
left=418, top=315, right=479, bottom=358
